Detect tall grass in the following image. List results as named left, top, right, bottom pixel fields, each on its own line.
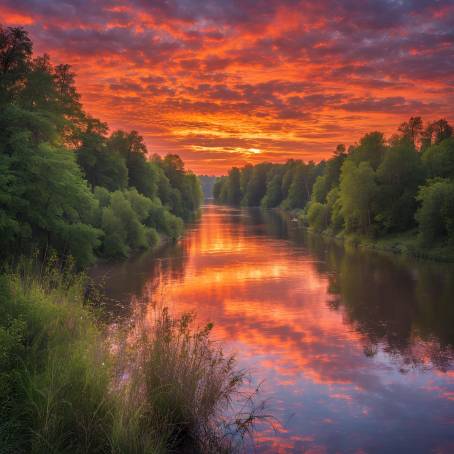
left=112, top=306, right=254, bottom=453
left=0, top=258, right=263, bottom=453
left=0, top=257, right=113, bottom=453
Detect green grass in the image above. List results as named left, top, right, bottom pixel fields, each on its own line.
left=0, top=258, right=261, bottom=453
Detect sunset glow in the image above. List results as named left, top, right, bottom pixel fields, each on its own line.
left=2, top=0, right=453, bottom=173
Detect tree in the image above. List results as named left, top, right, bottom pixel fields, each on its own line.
left=326, top=187, right=343, bottom=231
left=311, top=175, right=328, bottom=203
left=421, top=119, right=453, bottom=150
left=77, top=119, right=128, bottom=191
left=0, top=27, right=32, bottom=102
left=0, top=26, right=202, bottom=267
left=261, top=171, right=283, bottom=208
left=53, top=63, right=84, bottom=144
left=422, top=137, right=454, bottom=179
left=349, top=131, right=386, bottom=170
left=154, top=154, right=202, bottom=219
left=0, top=135, right=101, bottom=266
left=398, top=116, right=423, bottom=146
left=307, top=202, right=329, bottom=232
left=241, top=163, right=272, bottom=206
left=284, top=162, right=320, bottom=209
left=376, top=139, right=424, bottom=232
left=340, top=160, right=378, bottom=233
left=226, top=167, right=242, bottom=205
left=107, top=130, right=158, bottom=198
left=416, top=179, right=454, bottom=245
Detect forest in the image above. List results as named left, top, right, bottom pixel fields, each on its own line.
left=214, top=117, right=454, bottom=259
left=0, top=27, right=202, bottom=268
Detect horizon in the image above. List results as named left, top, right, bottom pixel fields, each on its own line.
left=1, top=0, right=453, bottom=175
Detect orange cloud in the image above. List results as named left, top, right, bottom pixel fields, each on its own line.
left=5, top=1, right=451, bottom=173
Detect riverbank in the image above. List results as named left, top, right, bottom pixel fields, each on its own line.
left=0, top=258, right=255, bottom=453
left=285, top=208, right=454, bottom=262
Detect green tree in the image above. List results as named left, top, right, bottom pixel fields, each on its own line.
left=327, top=187, right=344, bottom=231
left=77, top=118, right=128, bottom=191
left=421, top=119, right=453, bottom=150
left=108, top=130, right=158, bottom=198
left=422, top=137, right=454, bottom=179
left=340, top=160, right=378, bottom=233
left=261, top=171, right=283, bottom=208
left=416, top=179, right=454, bottom=245
left=349, top=132, right=386, bottom=170
left=398, top=116, right=423, bottom=146
left=154, top=154, right=202, bottom=219
left=0, top=26, right=200, bottom=267
left=241, top=163, right=272, bottom=206
left=0, top=27, right=32, bottom=103
left=307, top=202, right=329, bottom=232
left=376, top=139, right=424, bottom=232
left=284, top=162, right=320, bottom=210
left=226, top=167, right=242, bottom=205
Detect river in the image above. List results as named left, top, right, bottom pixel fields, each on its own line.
left=91, top=204, right=454, bottom=453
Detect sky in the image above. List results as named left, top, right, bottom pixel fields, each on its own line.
left=1, top=0, right=454, bottom=174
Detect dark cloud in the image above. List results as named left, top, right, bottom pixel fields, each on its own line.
left=340, top=96, right=440, bottom=114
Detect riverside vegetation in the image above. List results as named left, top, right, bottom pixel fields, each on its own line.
left=214, top=117, right=454, bottom=261
left=0, top=26, right=259, bottom=453
left=0, top=26, right=202, bottom=268
left=0, top=258, right=258, bottom=453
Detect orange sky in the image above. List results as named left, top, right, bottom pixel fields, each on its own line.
left=1, top=0, right=454, bottom=174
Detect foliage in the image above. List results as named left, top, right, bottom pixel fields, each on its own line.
left=306, top=202, right=329, bottom=233
left=375, top=139, right=424, bottom=233
left=422, top=137, right=454, bottom=179
left=115, top=305, right=260, bottom=452
left=0, top=259, right=113, bottom=453
left=0, top=26, right=201, bottom=267
left=340, top=161, right=378, bottom=233
left=416, top=179, right=454, bottom=246
left=214, top=116, right=454, bottom=250
left=0, top=260, right=262, bottom=453
left=153, top=154, right=203, bottom=220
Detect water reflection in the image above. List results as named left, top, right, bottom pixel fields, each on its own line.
left=92, top=205, right=454, bottom=453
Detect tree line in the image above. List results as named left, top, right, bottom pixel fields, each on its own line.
left=214, top=117, right=454, bottom=251
left=0, top=26, right=202, bottom=267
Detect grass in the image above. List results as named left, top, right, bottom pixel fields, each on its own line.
left=0, top=257, right=263, bottom=453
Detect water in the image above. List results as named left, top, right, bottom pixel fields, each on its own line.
left=91, top=204, right=454, bottom=453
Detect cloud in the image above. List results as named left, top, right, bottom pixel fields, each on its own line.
left=1, top=0, right=453, bottom=173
